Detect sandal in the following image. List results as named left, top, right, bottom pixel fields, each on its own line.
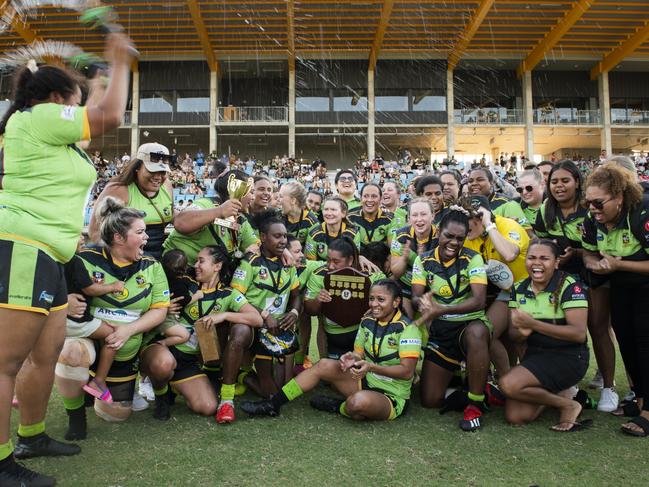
left=82, top=379, right=113, bottom=404
left=621, top=416, right=649, bottom=438
left=550, top=418, right=593, bottom=432
left=612, top=400, right=640, bottom=418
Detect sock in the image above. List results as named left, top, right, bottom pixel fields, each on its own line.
left=0, top=440, right=13, bottom=462
left=154, top=384, right=169, bottom=397
left=270, top=379, right=304, bottom=409
left=220, top=383, right=236, bottom=403
left=17, top=421, right=45, bottom=439
left=467, top=392, right=485, bottom=409
left=338, top=401, right=349, bottom=417
left=62, top=395, right=85, bottom=411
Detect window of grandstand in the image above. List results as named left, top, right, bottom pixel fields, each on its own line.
left=333, top=90, right=367, bottom=112
left=296, top=96, right=330, bottom=112
left=176, top=91, right=210, bottom=113
left=140, top=92, right=173, bottom=112
left=375, top=93, right=408, bottom=112
left=412, top=92, right=446, bottom=111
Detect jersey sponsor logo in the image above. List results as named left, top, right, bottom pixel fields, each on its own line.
left=596, top=232, right=604, bottom=241
left=92, top=272, right=105, bottom=284
left=573, top=285, right=582, bottom=293
left=469, top=267, right=484, bottom=276
left=39, top=291, right=54, bottom=304
left=163, top=290, right=170, bottom=297
left=305, top=242, right=314, bottom=253
left=508, top=231, right=521, bottom=241
left=519, top=297, right=526, bottom=305
left=571, top=293, right=586, bottom=300
left=135, top=276, right=146, bottom=288
left=233, top=269, right=246, bottom=281
left=369, top=372, right=393, bottom=382
left=400, top=338, right=422, bottom=345
left=113, top=287, right=129, bottom=300
left=93, top=307, right=141, bottom=323
left=234, top=294, right=244, bottom=303
left=390, top=240, right=401, bottom=251
left=60, top=105, right=76, bottom=121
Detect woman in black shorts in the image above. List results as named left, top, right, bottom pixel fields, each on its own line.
left=500, top=239, right=590, bottom=432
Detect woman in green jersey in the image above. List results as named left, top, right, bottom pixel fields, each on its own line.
left=0, top=34, right=135, bottom=485
left=279, top=181, right=319, bottom=245
left=348, top=183, right=394, bottom=247
left=241, top=280, right=422, bottom=421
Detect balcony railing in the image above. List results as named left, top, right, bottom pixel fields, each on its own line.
left=454, top=108, right=523, bottom=125
left=533, top=109, right=601, bottom=125
left=611, top=109, right=649, bottom=126
left=217, top=106, right=288, bottom=123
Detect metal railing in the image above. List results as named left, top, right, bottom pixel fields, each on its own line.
left=533, top=109, right=601, bottom=125
left=454, top=108, right=523, bottom=125
left=217, top=106, right=288, bottom=123
left=611, top=109, right=649, bottom=126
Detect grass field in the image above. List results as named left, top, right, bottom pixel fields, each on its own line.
left=10, top=352, right=644, bottom=487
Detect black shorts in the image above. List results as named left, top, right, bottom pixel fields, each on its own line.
left=521, top=346, right=589, bottom=393
left=89, top=354, right=139, bottom=402
left=326, top=330, right=357, bottom=360
left=424, top=318, right=491, bottom=372
left=398, top=280, right=412, bottom=300
left=168, top=346, right=206, bottom=385
left=0, top=239, right=68, bottom=315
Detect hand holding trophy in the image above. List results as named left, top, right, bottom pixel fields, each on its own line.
left=214, top=173, right=254, bottom=230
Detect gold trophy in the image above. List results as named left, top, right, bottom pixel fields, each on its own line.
left=214, top=173, right=253, bottom=230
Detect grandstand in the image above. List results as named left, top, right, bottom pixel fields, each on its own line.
left=1, top=1, right=649, bottom=166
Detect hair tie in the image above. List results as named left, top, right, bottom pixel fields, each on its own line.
left=26, top=59, right=38, bottom=73
left=448, top=204, right=470, bottom=216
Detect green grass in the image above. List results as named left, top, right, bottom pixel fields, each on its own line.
left=11, top=356, right=644, bottom=487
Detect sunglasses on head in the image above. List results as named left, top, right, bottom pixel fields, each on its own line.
left=585, top=197, right=613, bottom=210
left=516, top=185, right=534, bottom=194
left=149, top=152, right=172, bottom=164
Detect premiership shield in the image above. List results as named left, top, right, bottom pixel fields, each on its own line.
left=322, top=267, right=372, bottom=327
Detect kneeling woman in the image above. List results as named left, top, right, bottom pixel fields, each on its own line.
left=142, top=245, right=262, bottom=421
left=499, top=239, right=590, bottom=432
left=241, top=280, right=422, bottom=420
left=411, top=206, right=491, bottom=432
left=55, top=198, right=170, bottom=438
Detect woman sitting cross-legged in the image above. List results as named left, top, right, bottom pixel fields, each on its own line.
left=499, top=239, right=591, bottom=432
left=240, top=280, right=422, bottom=421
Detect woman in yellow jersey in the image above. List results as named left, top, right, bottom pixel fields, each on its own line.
left=0, top=34, right=135, bottom=486
left=464, top=195, right=529, bottom=380
left=89, top=143, right=175, bottom=259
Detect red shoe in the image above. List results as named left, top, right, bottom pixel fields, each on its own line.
left=459, top=405, right=483, bottom=432
left=485, top=383, right=506, bottom=408
left=216, top=402, right=235, bottom=424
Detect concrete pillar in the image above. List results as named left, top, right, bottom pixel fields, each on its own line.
left=288, top=67, right=296, bottom=157
left=209, top=69, right=218, bottom=155
left=130, top=69, right=139, bottom=156
left=446, top=69, right=455, bottom=158
left=367, top=69, right=375, bottom=162
left=522, top=70, right=534, bottom=163
left=598, top=72, right=612, bottom=156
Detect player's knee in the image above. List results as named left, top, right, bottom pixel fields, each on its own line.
left=230, top=324, right=252, bottom=346
left=191, top=399, right=217, bottom=416
left=58, top=339, right=94, bottom=369
left=498, top=374, right=517, bottom=398
left=345, top=393, right=370, bottom=414
left=465, top=324, right=489, bottom=348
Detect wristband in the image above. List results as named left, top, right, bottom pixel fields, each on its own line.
left=289, top=308, right=299, bottom=317
left=485, top=223, right=497, bottom=232
left=261, top=310, right=270, bottom=320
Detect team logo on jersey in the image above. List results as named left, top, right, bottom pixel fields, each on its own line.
left=135, top=276, right=146, bottom=288
left=113, top=288, right=129, bottom=300
left=576, top=223, right=585, bottom=236
left=188, top=304, right=200, bottom=320
left=273, top=296, right=283, bottom=308
left=92, top=272, right=105, bottom=284
left=214, top=303, right=222, bottom=312
left=548, top=295, right=556, bottom=304
left=259, top=268, right=268, bottom=280
left=378, top=227, right=386, bottom=236
left=317, top=243, right=326, bottom=255
left=596, top=232, right=604, bottom=241
left=519, top=297, right=526, bottom=305
left=387, top=337, right=397, bottom=349
left=163, top=207, right=171, bottom=217
left=439, top=285, right=453, bottom=297
left=220, top=226, right=227, bottom=237
left=622, top=232, right=630, bottom=245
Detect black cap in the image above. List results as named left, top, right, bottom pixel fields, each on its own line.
left=469, top=195, right=491, bottom=211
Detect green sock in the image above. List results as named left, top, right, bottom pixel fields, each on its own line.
left=269, top=379, right=303, bottom=409
left=17, top=421, right=45, bottom=438
left=467, top=392, right=485, bottom=406
left=0, top=441, right=13, bottom=461
left=62, top=395, right=85, bottom=411
left=220, top=383, right=236, bottom=402
left=154, top=384, right=169, bottom=397
left=339, top=401, right=350, bottom=417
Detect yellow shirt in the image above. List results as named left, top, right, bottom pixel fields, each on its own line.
left=463, top=215, right=529, bottom=284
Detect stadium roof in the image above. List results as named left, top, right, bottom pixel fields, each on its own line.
left=1, top=0, right=649, bottom=76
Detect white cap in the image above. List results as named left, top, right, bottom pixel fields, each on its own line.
left=136, top=142, right=171, bottom=172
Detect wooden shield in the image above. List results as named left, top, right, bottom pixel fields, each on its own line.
left=322, top=267, right=372, bottom=327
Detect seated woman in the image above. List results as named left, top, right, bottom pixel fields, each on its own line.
left=499, top=239, right=590, bottom=432
left=411, top=206, right=491, bottom=432
left=240, top=280, right=422, bottom=421
left=55, top=198, right=170, bottom=439
left=142, top=245, right=262, bottom=421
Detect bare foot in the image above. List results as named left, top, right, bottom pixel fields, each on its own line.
left=551, top=400, right=583, bottom=432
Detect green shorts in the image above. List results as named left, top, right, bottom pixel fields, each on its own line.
left=0, top=239, right=68, bottom=315
left=360, top=378, right=409, bottom=420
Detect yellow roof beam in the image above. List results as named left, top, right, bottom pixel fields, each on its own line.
left=288, top=0, right=295, bottom=71
left=517, top=0, right=594, bottom=77
left=368, top=0, right=395, bottom=71
left=590, top=20, right=649, bottom=79
left=185, top=0, right=217, bottom=72
left=447, top=0, right=495, bottom=71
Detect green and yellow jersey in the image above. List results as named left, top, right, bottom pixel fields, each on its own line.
left=163, top=197, right=259, bottom=265
left=343, top=196, right=361, bottom=212
left=412, top=247, right=487, bottom=322
left=390, top=225, right=436, bottom=295
left=520, top=201, right=541, bottom=233
left=304, top=222, right=361, bottom=261
left=78, top=248, right=170, bottom=361
left=490, top=194, right=530, bottom=229
left=0, top=103, right=95, bottom=263
left=509, top=272, right=588, bottom=349
left=126, top=182, right=173, bottom=256
left=231, top=253, right=300, bottom=319
left=348, top=209, right=394, bottom=246
left=354, top=310, right=421, bottom=403
left=283, top=209, right=320, bottom=245
left=296, top=259, right=324, bottom=290
left=390, top=206, right=409, bottom=230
